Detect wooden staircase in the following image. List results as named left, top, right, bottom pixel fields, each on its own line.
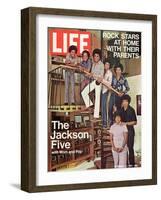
left=94, top=127, right=114, bottom=169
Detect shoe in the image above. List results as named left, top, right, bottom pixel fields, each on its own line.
left=64, top=102, right=68, bottom=105
left=92, top=117, right=100, bottom=122
left=107, top=124, right=110, bottom=130
left=89, top=105, right=94, bottom=109
left=71, top=102, right=76, bottom=106
left=128, top=164, right=135, bottom=168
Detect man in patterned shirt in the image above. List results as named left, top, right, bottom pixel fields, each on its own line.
left=109, top=63, right=130, bottom=125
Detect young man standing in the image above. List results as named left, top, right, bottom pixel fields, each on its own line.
left=81, top=49, right=104, bottom=119
left=79, top=50, right=92, bottom=90
left=119, top=94, right=137, bottom=167
left=64, top=45, right=78, bottom=105
left=101, top=60, right=112, bottom=128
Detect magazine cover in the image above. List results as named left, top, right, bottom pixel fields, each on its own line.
left=48, top=28, right=141, bottom=171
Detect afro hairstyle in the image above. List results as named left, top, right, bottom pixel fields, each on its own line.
left=92, top=48, right=102, bottom=60
left=114, top=63, right=124, bottom=72
left=121, top=94, right=131, bottom=104
left=81, top=50, right=90, bottom=58
left=68, top=45, right=78, bottom=53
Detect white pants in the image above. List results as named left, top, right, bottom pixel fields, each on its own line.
left=81, top=80, right=101, bottom=118
left=112, top=149, right=127, bottom=168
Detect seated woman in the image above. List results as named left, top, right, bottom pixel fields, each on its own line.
left=109, top=112, right=128, bottom=168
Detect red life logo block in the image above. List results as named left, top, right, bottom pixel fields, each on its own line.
left=49, top=29, right=91, bottom=56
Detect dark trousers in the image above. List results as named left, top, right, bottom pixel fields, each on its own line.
left=127, top=130, right=135, bottom=166
left=109, top=93, right=122, bottom=125
left=101, top=91, right=109, bottom=127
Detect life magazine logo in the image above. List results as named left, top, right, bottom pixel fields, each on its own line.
left=49, top=29, right=91, bottom=56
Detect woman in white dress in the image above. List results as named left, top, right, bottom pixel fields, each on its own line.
left=109, top=112, right=128, bottom=168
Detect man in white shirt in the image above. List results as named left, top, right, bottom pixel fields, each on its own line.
left=81, top=49, right=104, bottom=118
